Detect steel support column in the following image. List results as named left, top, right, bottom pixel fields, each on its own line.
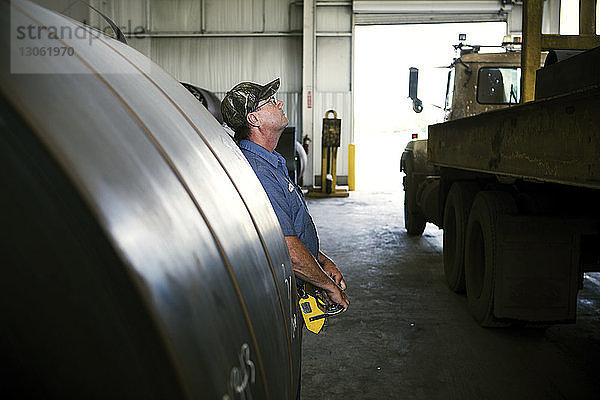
left=521, top=0, right=543, bottom=103
left=580, top=0, right=597, bottom=35
left=302, top=0, right=315, bottom=186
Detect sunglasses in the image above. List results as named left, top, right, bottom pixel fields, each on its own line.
left=254, top=96, right=277, bottom=111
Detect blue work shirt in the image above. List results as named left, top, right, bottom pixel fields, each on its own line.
left=239, top=139, right=319, bottom=261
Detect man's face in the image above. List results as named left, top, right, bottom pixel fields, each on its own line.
left=252, top=95, right=288, bottom=133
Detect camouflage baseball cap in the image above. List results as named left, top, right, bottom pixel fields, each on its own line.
left=221, top=78, right=280, bottom=130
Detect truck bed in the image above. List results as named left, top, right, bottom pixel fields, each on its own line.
left=428, top=85, right=600, bottom=189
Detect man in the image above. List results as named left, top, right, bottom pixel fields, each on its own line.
left=221, top=78, right=349, bottom=311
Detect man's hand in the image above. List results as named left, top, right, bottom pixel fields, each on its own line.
left=318, top=251, right=347, bottom=291
left=320, top=259, right=347, bottom=291
left=324, top=284, right=350, bottom=311
left=285, top=236, right=349, bottom=311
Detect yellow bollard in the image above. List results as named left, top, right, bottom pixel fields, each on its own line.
left=348, top=143, right=355, bottom=191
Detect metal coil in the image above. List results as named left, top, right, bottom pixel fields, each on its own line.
left=0, top=1, right=300, bottom=399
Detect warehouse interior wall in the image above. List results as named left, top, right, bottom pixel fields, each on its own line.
left=30, top=0, right=534, bottom=189
left=30, top=0, right=353, bottom=187
left=31, top=0, right=306, bottom=165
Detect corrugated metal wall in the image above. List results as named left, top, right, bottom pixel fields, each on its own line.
left=121, top=0, right=353, bottom=184
left=30, top=0, right=522, bottom=186
left=83, top=0, right=306, bottom=134
left=148, top=37, right=302, bottom=92
left=30, top=0, right=355, bottom=185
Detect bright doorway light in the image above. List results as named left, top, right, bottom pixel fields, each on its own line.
left=354, top=22, right=507, bottom=191
left=560, top=0, right=579, bottom=34
left=560, top=0, right=600, bottom=34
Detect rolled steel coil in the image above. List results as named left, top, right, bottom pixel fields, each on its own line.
left=0, top=1, right=300, bottom=399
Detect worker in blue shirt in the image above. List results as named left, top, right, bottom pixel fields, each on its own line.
left=221, top=78, right=349, bottom=311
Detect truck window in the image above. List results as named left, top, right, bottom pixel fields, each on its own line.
left=477, top=67, right=521, bottom=105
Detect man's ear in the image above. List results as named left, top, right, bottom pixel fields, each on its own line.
left=247, top=112, right=259, bottom=127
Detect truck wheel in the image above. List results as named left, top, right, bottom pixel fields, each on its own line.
left=443, top=182, right=480, bottom=292
left=404, top=180, right=426, bottom=236
left=465, top=191, right=517, bottom=327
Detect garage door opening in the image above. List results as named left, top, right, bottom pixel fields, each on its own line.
left=354, top=22, right=507, bottom=191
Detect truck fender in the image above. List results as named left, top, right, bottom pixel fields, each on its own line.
left=401, top=140, right=434, bottom=176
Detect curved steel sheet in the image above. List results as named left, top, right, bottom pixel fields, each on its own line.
left=0, top=1, right=300, bottom=399
left=104, top=37, right=302, bottom=389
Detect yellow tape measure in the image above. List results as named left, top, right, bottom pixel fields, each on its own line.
left=297, top=282, right=344, bottom=334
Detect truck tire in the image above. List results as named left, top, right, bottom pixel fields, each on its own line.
left=404, top=180, right=426, bottom=236
left=443, top=182, right=480, bottom=292
left=465, top=191, right=517, bottom=327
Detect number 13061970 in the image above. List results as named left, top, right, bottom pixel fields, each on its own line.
left=19, top=46, right=74, bottom=57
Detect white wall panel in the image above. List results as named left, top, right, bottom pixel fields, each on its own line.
left=286, top=1, right=304, bottom=32
left=263, top=0, right=288, bottom=31
left=316, top=37, right=351, bottom=92
left=265, top=0, right=304, bottom=32
left=150, top=0, right=201, bottom=32
left=86, top=1, right=146, bottom=34
left=114, top=0, right=146, bottom=33
left=149, top=37, right=302, bottom=92
left=316, top=6, right=352, bottom=32
left=312, top=92, right=353, bottom=179
left=88, top=0, right=146, bottom=33
left=205, top=0, right=263, bottom=32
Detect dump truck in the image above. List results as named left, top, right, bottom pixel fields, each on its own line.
left=402, top=40, right=600, bottom=326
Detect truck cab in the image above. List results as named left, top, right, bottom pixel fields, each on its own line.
left=445, top=51, right=521, bottom=120
left=401, top=45, right=522, bottom=235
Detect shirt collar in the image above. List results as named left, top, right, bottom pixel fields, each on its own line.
left=239, top=139, right=284, bottom=169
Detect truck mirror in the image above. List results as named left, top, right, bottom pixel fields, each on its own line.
left=408, top=67, right=419, bottom=100
left=412, top=98, right=423, bottom=113
left=408, top=67, right=423, bottom=113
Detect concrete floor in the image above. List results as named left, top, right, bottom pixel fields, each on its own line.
left=301, top=190, right=600, bottom=400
